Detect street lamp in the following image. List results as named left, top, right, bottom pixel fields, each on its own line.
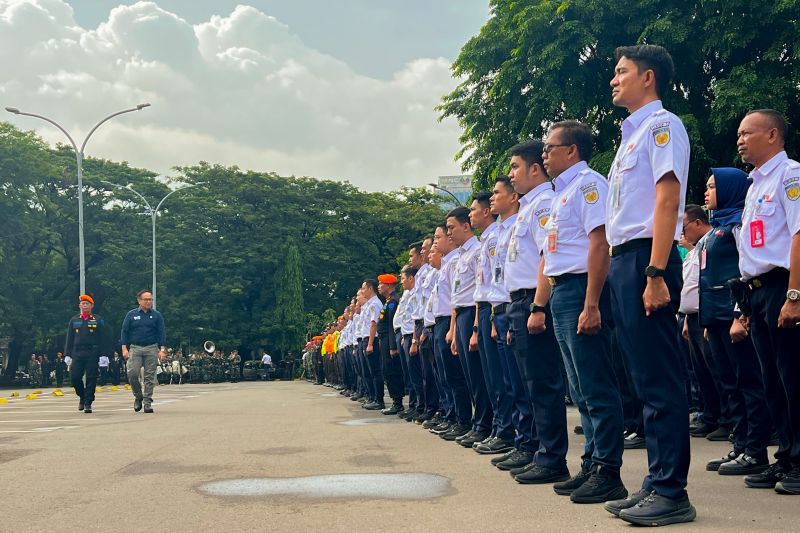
left=101, top=180, right=204, bottom=310
left=427, top=182, right=464, bottom=206
left=5, top=104, right=151, bottom=294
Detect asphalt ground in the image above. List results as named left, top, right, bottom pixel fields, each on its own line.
left=1, top=381, right=798, bottom=532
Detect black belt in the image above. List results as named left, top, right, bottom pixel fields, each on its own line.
left=547, top=272, right=587, bottom=287
left=414, top=319, right=424, bottom=327
left=610, top=238, right=677, bottom=257
left=748, top=267, right=789, bottom=291
left=403, top=333, right=413, bottom=340
left=434, top=316, right=449, bottom=325
left=510, top=288, right=535, bottom=301
left=455, top=306, right=473, bottom=315
left=394, top=328, right=401, bottom=334
left=477, top=301, right=491, bottom=310
left=492, top=303, right=508, bottom=315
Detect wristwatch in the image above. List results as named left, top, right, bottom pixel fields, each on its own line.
left=411, top=339, right=418, bottom=345
left=530, top=304, right=547, bottom=314
left=645, top=265, right=665, bottom=278
left=787, top=289, right=800, bottom=302
left=472, top=325, right=479, bottom=333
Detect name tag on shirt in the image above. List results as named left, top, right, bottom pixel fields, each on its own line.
left=749, top=220, right=765, bottom=248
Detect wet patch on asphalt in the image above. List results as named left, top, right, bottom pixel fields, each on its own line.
left=197, top=473, right=452, bottom=501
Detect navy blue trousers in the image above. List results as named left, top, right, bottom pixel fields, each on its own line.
left=416, top=322, right=440, bottom=415
left=456, top=307, right=493, bottom=433
left=477, top=304, right=514, bottom=440
left=402, top=333, right=424, bottom=412
left=434, top=317, right=471, bottom=425
left=507, top=291, right=568, bottom=469
left=551, top=274, right=624, bottom=471
left=493, top=309, right=535, bottom=451
left=608, top=244, right=689, bottom=499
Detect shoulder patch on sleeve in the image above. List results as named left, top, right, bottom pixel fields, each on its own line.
left=580, top=182, right=599, bottom=204
left=651, top=121, right=671, bottom=147
left=784, top=176, right=800, bottom=201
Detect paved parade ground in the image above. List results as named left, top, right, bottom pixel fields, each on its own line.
left=1, top=381, right=798, bottom=532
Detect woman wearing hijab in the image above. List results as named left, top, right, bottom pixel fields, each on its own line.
left=699, top=168, right=772, bottom=480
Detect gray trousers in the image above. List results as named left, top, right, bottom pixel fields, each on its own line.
left=127, top=344, right=159, bottom=404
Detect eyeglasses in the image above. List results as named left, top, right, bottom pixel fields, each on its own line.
left=139, top=297, right=153, bottom=301
left=542, top=143, right=571, bottom=154
left=681, top=219, right=698, bottom=234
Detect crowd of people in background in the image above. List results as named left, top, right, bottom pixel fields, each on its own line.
left=301, top=44, right=800, bottom=527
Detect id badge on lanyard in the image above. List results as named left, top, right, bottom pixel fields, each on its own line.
left=547, top=224, right=558, bottom=253
left=749, top=219, right=764, bottom=248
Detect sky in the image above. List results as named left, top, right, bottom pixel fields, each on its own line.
left=0, top=0, right=490, bottom=191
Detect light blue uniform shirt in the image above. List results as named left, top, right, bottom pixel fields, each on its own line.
left=505, top=182, right=554, bottom=291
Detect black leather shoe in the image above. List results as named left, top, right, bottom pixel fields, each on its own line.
left=774, top=465, right=800, bottom=495
left=569, top=466, right=628, bottom=503
left=510, top=461, right=536, bottom=476
left=421, top=414, right=441, bottom=428
left=441, top=423, right=470, bottom=441
left=496, top=450, right=534, bottom=471
left=618, top=493, right=696, bottom=526
left=455, top=429, right=477, bottom=444
left=143, top=404, right=154, bottom=413
left=349, top=394, right=363, bottom=401
left=459, top=431, right=489, bottom=448
left=475, top=437, right=515, bottom=455
left=430, top=421, right=452, bottom=435
left=689, top=422, right=716, bottom=438
left=397, top=408, right=414, bottom=419
left=604, top=489, right=652, bottom=517
left=381, top=404, right=403, bottom=415
left=78, top=400, right=85, bottom=412
left=706, top=449, right=738, bottom=472
left=745, top=462, right=788, bottom=488
left=134, top=398, right=143, bottom=412
left=718, top=453, right=769, bottom=475
left=364, top=402, right=385, bottom=411
left=553, top=466, right=592, bottom=496
left=414, top=412, right=433, bottom=425
left=491, top=448, right=518, bottom=466
left=623, top=431, right=646, bottom=449
left=83, top=404, right=93, bottom=414
left=706, top=427, right=731, bottom=441
left=514, top=463, right=570, bottom=484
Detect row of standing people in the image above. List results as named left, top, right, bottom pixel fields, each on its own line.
left=25, top=352, right=127, bottom=387
left=307, top=44, right=800, bottom=527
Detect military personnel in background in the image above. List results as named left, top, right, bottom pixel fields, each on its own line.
left=55, top=352, right=67, bottom=387
left=229, top=350, right=241, bottom=382
left=27, top=354, right=40, bottom=387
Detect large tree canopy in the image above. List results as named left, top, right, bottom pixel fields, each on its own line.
left=0, top=123, right=445, bottom=379
left=440, top=0, right=799, bottom=200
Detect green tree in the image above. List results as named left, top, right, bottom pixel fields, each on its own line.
left=440, top=0, right=799, bottom=201
left=266, top=237, right=305, bottom=358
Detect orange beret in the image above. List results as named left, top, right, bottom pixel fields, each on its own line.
left=377, top=274, right=398, bottom=284
left=79, top=294, right=94, bottom=304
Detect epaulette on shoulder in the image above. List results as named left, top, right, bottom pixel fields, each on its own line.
left=652, top=109, right=668, bottom=116
left=785, top=159, right=800, bottom=170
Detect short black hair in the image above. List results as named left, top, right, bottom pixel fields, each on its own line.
left=510, top=139, right=548, bottom=178
left=746, top=109, right=788, bottom=142
left=494, top=175, right=516, bottom=194
left=446, top=206, right=471, bottom=226
left=473, top=191, right=492, bottom=210
left=137, top=289, right=152, bottom=299
left=684, top=204, right=709, bottom=225
left=401, top=265, right=418, bottom=278
left=550, top=120, right=593, bottom=162
left=615, top=44, right=675, bottom=98
left=434, top=222, right=447, bottom=234
left=362, top=279, right=378, bottom=294
left=408, top=241, right=422, bottom=254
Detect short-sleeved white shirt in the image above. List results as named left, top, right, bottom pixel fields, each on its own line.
left=430, top=249, right=458, bottom=317
left=487, top=213, right=517, bottom=305
left=505, top=182, right=554, bottom=291
left=474, top=223, right=498, bottom=303
left=411, top=263, right=434, bottom=321
left=452, top=235, right=480, bottom=308
left=738, top=151, right=800, bottom=279
left=543, top=161, right=609, bottom=276
left=423, top=268, right=438, bottom=327
left=679, top=241, right=704, bottom=314
left=606, top=100, right=690, bottom=247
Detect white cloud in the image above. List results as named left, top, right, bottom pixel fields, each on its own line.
left=0, top=0, right=466, bottom=190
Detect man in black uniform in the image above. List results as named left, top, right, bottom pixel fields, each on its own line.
left=64, top=294, right=110, bottom=413
left=377, top=274, right=404, bottom=414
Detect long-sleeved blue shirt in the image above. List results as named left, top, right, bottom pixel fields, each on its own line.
left=120, top=307, right=166, bottom=347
